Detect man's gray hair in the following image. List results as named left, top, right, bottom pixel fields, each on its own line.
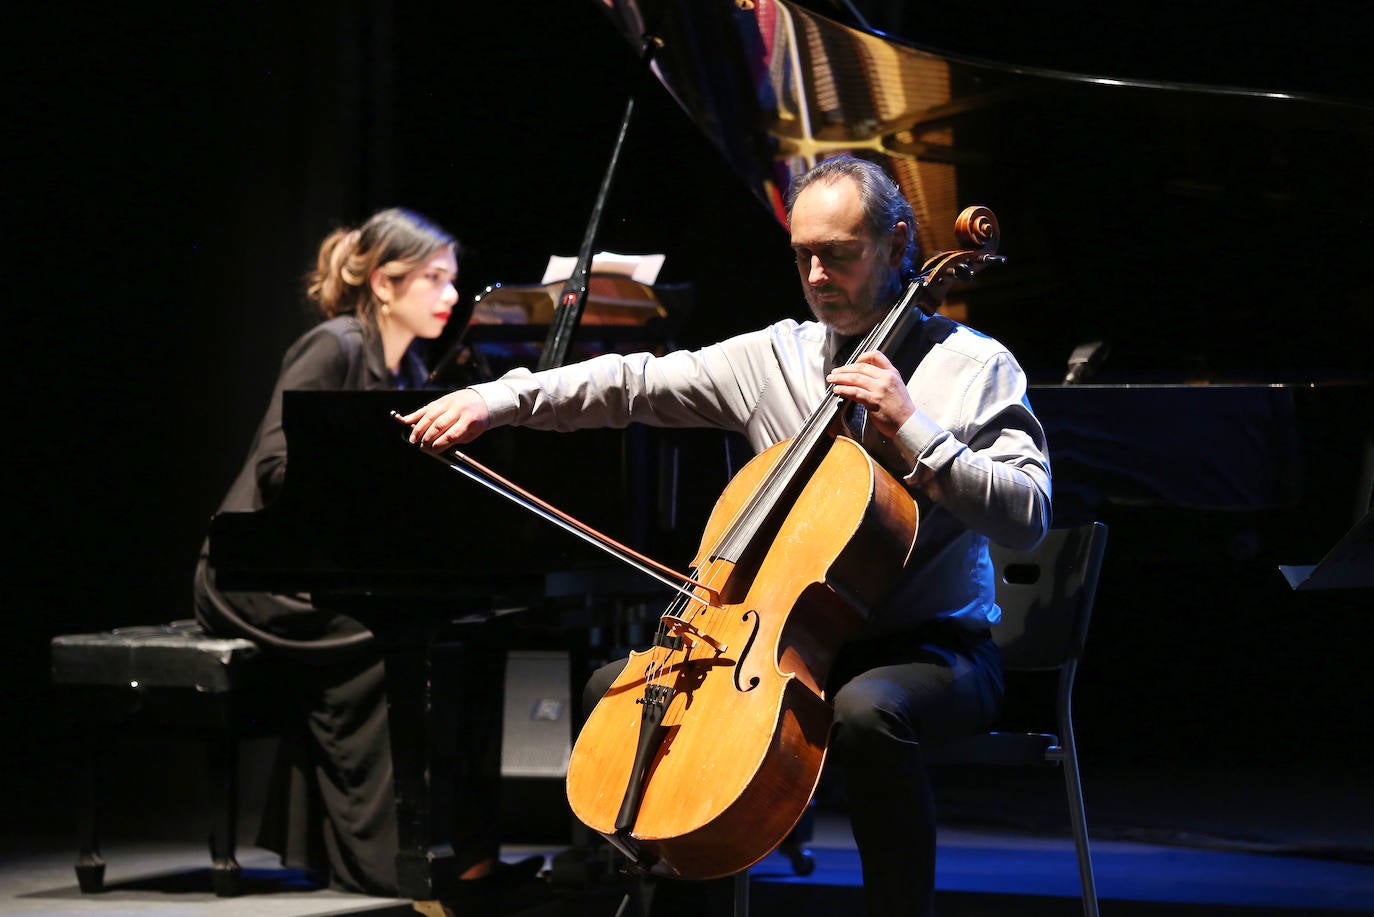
left=784, top=156, right=920, bottom=283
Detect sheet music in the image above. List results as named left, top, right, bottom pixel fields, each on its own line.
left=541, top=251, right=665, bottom=286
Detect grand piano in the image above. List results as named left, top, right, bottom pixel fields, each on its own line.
left=210, top=0, right=1372, bottom=901
left=589, top=0, right=1372, bottom=575
left=210, top=400, right=744, bottom=899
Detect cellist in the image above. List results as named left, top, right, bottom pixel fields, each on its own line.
left=403, top=156, right=1051, bottom=917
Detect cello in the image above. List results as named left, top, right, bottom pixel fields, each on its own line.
left=561, top=206, right=1006, bottom=879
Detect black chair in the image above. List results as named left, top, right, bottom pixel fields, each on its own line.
left=50, top=620, right=282, bottom=896
left=924, top=521, right=1108, bottom=917
left=728, top=523, right=1106, bottom=917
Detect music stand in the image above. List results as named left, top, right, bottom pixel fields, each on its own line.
left=1278, top=511, right=1374, bottom=591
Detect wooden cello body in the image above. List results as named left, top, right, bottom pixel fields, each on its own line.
left=565, top=436, right=917, bottom=878
left=561, top=206, right=1004, bottom=880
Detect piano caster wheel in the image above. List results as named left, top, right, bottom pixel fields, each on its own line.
left=211, top=857, right=242, bottom=897
left=75, top=853, right=105, bottom=893
left=787, top=847, right=815, bottom=876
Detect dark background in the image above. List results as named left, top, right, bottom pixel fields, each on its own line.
left=8, top=0, right=1372, bottom=844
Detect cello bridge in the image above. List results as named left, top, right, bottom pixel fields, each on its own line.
left=660, top=614, right=727, bottom=654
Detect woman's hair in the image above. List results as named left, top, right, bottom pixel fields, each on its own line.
left=784, top=156, right=921, bottom=284
left=306, top=207, right=458, bottom=320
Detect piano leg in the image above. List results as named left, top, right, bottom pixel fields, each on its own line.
left=358, top=609, right=461, bottom=903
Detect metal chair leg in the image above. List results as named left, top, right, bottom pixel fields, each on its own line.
left=733, top=870, right=749, bottom=917
left=614, top=874, right=653, bottom=917
left=1059, top=722, right=1100, bottom=917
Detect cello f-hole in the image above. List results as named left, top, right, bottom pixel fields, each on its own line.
left=733, top=609, right=762, bottom=693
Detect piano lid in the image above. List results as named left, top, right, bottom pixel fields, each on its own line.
left=209, top=390, right=740, bottom=598
left=594, top=0, right=1374, bottom=384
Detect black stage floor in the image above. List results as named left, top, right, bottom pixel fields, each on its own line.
left=5, top=821, right=1373, bottom=916
left=4, top=756, right=1372, bottom=917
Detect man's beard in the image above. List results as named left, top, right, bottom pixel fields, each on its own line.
left=806, top=268, right=903, bottom=335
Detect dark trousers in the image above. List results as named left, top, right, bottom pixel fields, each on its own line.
left=827, top=624, right=1003, bottom=916
left=581, top=621, right=1003, bottom=917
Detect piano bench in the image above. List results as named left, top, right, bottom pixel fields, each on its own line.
left=49, top=620, right=282, bottom=897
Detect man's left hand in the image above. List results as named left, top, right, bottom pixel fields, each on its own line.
left=826, top=350, right=915, bottom=439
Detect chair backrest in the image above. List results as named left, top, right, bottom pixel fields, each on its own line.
left=989, top=522, right=1108, bottom=672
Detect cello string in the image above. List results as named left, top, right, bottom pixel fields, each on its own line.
left=647, top=558, right=729, bottom=691
left=673, top=280, right=928, bottom=686
left=703, top=281, right=923, bottom=564
left=627, top=278, right=941, bottom=810
left=647, top=574, right=704, bottom=688
left=647, top=588, right=692, bottom=689
left=644, top=280, right=930, bottom=695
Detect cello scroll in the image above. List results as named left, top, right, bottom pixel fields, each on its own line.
left=912, top=205, right=1006, bottom=315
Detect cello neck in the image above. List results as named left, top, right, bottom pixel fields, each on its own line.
left=711, top=279, right=928, bottom=564
left=706, top=203, right=1005, bottom=566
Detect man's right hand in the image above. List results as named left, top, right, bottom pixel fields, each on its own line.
left=399, top=389, right=491, bottom=451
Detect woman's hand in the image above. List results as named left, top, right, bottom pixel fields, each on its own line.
left=399, top=389, right=491, bottom=451
left=826, top=350, right=915, bottom=439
